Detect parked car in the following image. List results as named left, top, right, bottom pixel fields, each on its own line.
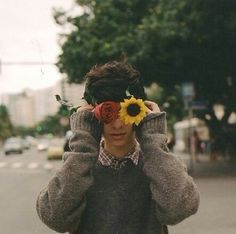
left=4, top=137, right=24, bottom=155
left=25, top=135, right=37, bottom=147
left=22, top=139, right=31, bottom=150
left=37, top=139, right=49, bottom=151
left=47, top=138, right=64, bottom=160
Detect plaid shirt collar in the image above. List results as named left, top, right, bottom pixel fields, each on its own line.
left=98, top=140, right=140, bottom=169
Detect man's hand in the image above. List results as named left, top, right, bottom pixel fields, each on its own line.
left=144, top=101, right=160, bottom=114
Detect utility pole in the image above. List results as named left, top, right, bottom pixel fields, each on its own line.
left=181, top=82, right=195, bottom=173
left=61, top=77, right=67, bottom=101
left=187, top=99, right=194, bottom=173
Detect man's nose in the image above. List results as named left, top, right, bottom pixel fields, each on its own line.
left=112, top=118, right=124, bottom=128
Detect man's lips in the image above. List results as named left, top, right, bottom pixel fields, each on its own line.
left=110, top=133, right=126, bottom=137
left=111, top=132, right=126, bottom=135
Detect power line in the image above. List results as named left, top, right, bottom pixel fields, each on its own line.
left=0, top=60, right=56, bottom=74
left=1, top=61, right=55, bottom=65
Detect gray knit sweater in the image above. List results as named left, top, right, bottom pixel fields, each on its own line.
left=36, top=110, right=200, bottom=233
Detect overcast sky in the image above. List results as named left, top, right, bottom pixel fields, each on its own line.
left=0, top=0, right=78, bottom=95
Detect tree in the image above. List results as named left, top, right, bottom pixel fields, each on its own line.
left=54, top=0, right=158, bottom=82
left=146, top=83, right=185, bottom=131
left=35, top=105, right=70, bottom=136
left=0, top=105, right=13, bottom=142
left=152, top=0, right=236, bottom=157
left=14, top=126, right=36, bottom=137
left=54, top=0, right=236, bottom=155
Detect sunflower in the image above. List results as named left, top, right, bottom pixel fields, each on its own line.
left=119, top=96, right=148, bottom=125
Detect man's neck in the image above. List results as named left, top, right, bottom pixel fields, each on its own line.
left=103, top=140, right=136, bottom=159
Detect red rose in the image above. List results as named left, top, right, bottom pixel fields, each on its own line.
left=93, top=101, right=119, bottom=123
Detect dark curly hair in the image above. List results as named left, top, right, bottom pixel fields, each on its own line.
left=83, top=61, right=146, bottom=105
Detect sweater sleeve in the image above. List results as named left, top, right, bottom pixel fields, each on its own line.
left=136, top=112, right=200, bottom=225
left=36, top=110, right=101, bottom=233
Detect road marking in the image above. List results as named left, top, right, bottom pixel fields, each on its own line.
left=44, top=163, right=53, bottom=170
left=0, top=161, right=57, bottom=170
left=11, top=162, right=23, bottom=168
left=0, top=162, right=8, bottom=168
left=28, top=162, right=38, bottom=169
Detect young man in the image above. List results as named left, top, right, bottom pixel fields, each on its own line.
left=36, top=61, right=200, bottom=234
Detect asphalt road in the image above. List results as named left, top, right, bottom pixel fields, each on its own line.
left=0, top=148, right=235, bottom=234
left=0, top=147, right=61, bottom=234
left=169, top=176, right=236, bottom=234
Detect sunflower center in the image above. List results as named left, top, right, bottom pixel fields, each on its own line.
left=127, top=103, right=141, bottom=116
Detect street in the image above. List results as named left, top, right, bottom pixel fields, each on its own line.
left=0, top=147, right=61, bottom=234
left=0, top=148, right=236, bottom=234
left=169, top=176, right=236, bottom=234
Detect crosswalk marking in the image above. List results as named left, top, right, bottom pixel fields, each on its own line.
left=0, top=162, right=8, bottom=168
left=28, top=162, right=38, bottom=169
left=0, top=161, right=58, bottom=170
left=44, top=163, right=53, bottom=170
left=11, top=162, right=23, bottom=168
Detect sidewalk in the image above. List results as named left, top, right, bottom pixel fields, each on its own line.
left=178, top=153, right=236, bottom=177
left=192, top=160, right=236, bottom=177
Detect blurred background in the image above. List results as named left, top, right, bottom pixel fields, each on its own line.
left=0, top=0, right=236, bottom=233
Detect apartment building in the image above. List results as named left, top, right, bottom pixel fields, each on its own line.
left=0, top=80, right=85, bottom=127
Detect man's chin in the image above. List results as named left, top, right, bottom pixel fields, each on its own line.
left=111, top=140, right=126, bottom=147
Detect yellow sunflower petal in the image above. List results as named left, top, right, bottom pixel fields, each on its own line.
left=119, top=96, right=147, bottom=125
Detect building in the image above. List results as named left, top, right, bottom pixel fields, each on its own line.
left=59, top=79, right=85, bottom=107
left=0, top=80, right=85, bottom=127
left=1, top=90, right=36, bottom=127
left=34, top=87, right=60, bottom=123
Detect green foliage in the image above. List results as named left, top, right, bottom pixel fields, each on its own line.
left=36, top=115, right=61, bottom=135
left=0, top=105, right=13, bottom=141
left=35, top=106, right=70, bottom=136
left=55, top=94, right=79, bottom=114
left=146, top=83, right=185, bottom=131
left=58, top=105, right=70, bottom=117
left=55, top=0, right=236, bottom=104
left=55, top=0, right=236, bottom=144
left=14, top=126, right=35, bottom=137
left=54, top=0, right=158, bottom=82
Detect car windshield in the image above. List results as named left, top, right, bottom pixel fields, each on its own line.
left=6, top=137, right=22, bottom=144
